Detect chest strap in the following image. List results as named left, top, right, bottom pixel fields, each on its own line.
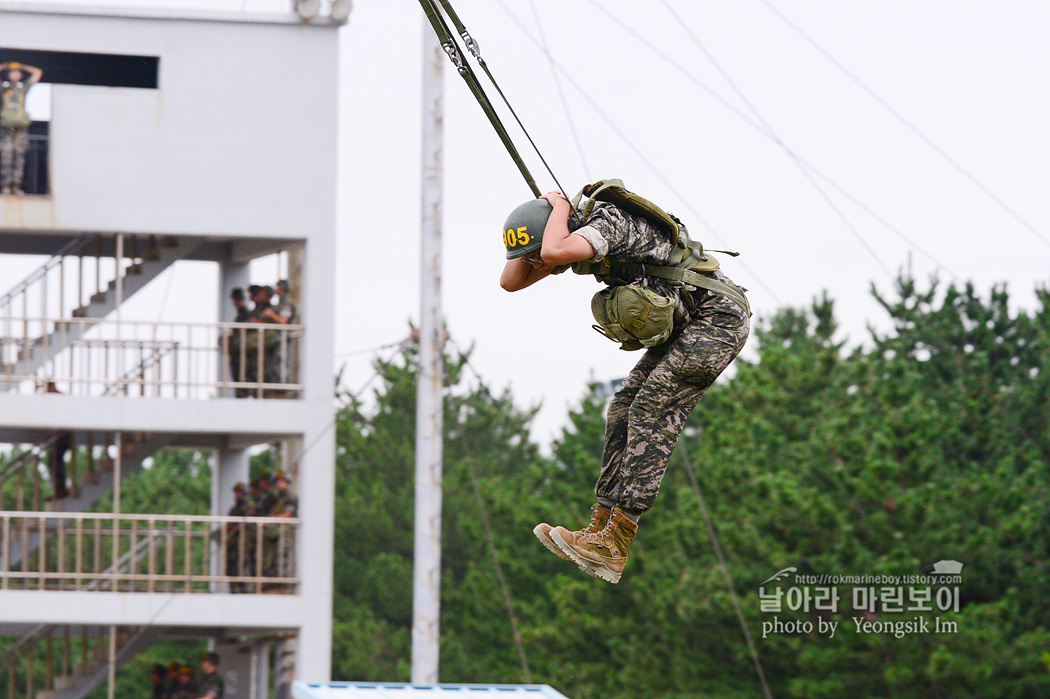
left=589, top=259, right=750, bottom=316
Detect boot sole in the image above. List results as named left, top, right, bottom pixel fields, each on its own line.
left=533, top=523, right=571, bottom=561
left=549, top=529, right=621, bottom=584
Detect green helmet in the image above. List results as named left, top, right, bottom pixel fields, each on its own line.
left=503, top=198, right=552, bottom=260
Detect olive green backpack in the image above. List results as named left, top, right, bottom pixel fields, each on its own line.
left=569, top=179, right=750, bottom=351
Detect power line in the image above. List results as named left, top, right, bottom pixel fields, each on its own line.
left=589, top=0, right=895, bottom=280
left=490, top=0, right=784, bottom=306
left=554, top=0, right=965, bottom=279
left=459, top=430, right=532, bottom=682
left=756, top=0, right=1050, bottom=250
left=678, top=435, right=773, bottom=699
left=525, top=0, right=590, bottom=178
left=334, top=338, right=411, bottom=360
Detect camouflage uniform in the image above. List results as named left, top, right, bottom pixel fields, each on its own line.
left=0, top=79, right=31, bottom=193
left=263, top=487, right=297, bottom=582
left=171, top=671, right=196, bottom=699
left=272, top=288, right=298, bottom=388
left=198, top=671, right=224, bottom=699
left=572, top=202, right=750, bottom=514
left=249, top=289, right=283, bottom=392
left=225, top=490, right=252, bottom=592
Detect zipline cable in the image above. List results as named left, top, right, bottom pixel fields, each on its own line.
left=418, top=0, right=542, bottom=197
left=490, top=0, right=784, bottom=305
left=579, top=0, right=957, bottom=281
left=657, top=0, right=900, bottom=279
left=433, top=0, right=571, bottom=198
left=658, top=0, right=956, bottom=278
left=525, top=0, right=591, bottom=178
left=757, top=0, right=1050, bottom=251
left=586, top=0, right=893, bottom=280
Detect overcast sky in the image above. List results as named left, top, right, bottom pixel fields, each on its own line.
left=338, top=0, right=1050, bottom=444
left=12, top=0, right=1050, bottom=445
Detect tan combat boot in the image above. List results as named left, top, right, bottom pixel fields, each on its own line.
left=533, top=503, right=611, bottom=562
left=550, top=506, right=637, bottom=583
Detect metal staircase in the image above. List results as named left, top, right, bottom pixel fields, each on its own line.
left=0, top=624, right=158, bottom=699
left=1, top=234, right=204, bottom=382
left=0, top=534, right=165, bottom=699
left=0, top=431, right=172, bottom=512
left=56, top=626, right=157, bottom=699
left=0, top=433, right=177, bottom=576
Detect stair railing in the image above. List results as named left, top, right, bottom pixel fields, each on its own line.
left=2, top=317, right=302, bottom=399
left=0, top=533, right=159, bottom=680
left=0, top=511, right=299, bottom=594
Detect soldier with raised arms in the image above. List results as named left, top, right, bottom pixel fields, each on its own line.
left=0, top=62, right=42, bottom=196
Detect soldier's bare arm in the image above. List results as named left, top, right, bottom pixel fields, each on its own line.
left=22, top=65, right=42, bottom=85
left=539, top=192, right=594, bottom=266
left=500, top=256, right=552, bottom=291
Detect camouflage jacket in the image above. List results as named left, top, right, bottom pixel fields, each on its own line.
left=571, top=202, right=742, bottom=325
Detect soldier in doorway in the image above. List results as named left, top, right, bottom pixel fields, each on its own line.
left=224, top=482, right=252, bottom=592
left=0, top=62, right=42, bottom=196
left=172, top=664, right=197, bottom=699
left=163, top=662, right=182, bottom=699
left=230, top=287, right=252, bottom=323
left=271, top=279, right=299, bottom=393
left=262, top=471, right=298, bottom=590
left=250, top=472, right=275, bottom=517
left=227, top=288, right=253, bottom=397
left=196, top=652, right=224, bottom=699
left=149, top=664, right=167, bottom=699
left=246, top=285, right=282, bottom=395
left=272, top=280, right=298, bottom=324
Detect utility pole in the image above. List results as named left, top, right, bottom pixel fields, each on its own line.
left=412, top=16, right=444, bottom=685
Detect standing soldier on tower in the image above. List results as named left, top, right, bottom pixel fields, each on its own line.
left=272, top=280, right=298, bottom=324
left=227, top=288, right=253, bottom=397
left=271, top=279, right=299, bottom=392
left=195, top=652, right=224, bottom=699
left=0, top=62, right=42, bottom=195
left=262, top=471, right=297, bottom=590
left=224, top=483, right=251, bottom=592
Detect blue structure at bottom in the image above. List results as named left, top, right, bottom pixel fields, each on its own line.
left=291, top=682, right=572, bottom=699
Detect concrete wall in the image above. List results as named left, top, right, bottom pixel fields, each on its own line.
left=0, top=4, right=339, bottom=682
left=0, top=6, right=338, bottom=237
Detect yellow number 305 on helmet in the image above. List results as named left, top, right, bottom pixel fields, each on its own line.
left=502, top=199, right=552, bottom=260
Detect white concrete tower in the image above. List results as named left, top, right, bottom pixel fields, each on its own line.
left=0, top=3, right=341, bottom=697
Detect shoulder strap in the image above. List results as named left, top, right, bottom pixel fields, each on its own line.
left=569, top=178, right=750, bottom=314
left=571, top=179, right=682, bottom=244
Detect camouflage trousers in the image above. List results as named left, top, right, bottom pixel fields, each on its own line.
left=0, top=127, right=28, bottom=189
left=595, top=290, right=750, bottom=514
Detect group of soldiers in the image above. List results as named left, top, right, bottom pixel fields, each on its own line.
left=222, top=471, right=299, bottom=592
left=227, top=280, right=299, bottom=397
left=149, top=653, right=223, bottom=699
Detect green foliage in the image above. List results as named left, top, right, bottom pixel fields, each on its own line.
left=82, top=639, right=208, bottom=699
left=13, top=272, right=1044, bottom=698
left=89, top=449, right=212, bottom=515
left=332, top=274, right=1050, bottom=698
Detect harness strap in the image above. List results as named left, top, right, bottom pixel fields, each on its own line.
left=571, top=179, right=682, bottom=243
left=417, top=0, right=542, bottom=197
left=603, top=260, right=750, bottom=316
left=569, top=178, right=751, bottom=315
left=436, top=0, right=571, bottom=197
